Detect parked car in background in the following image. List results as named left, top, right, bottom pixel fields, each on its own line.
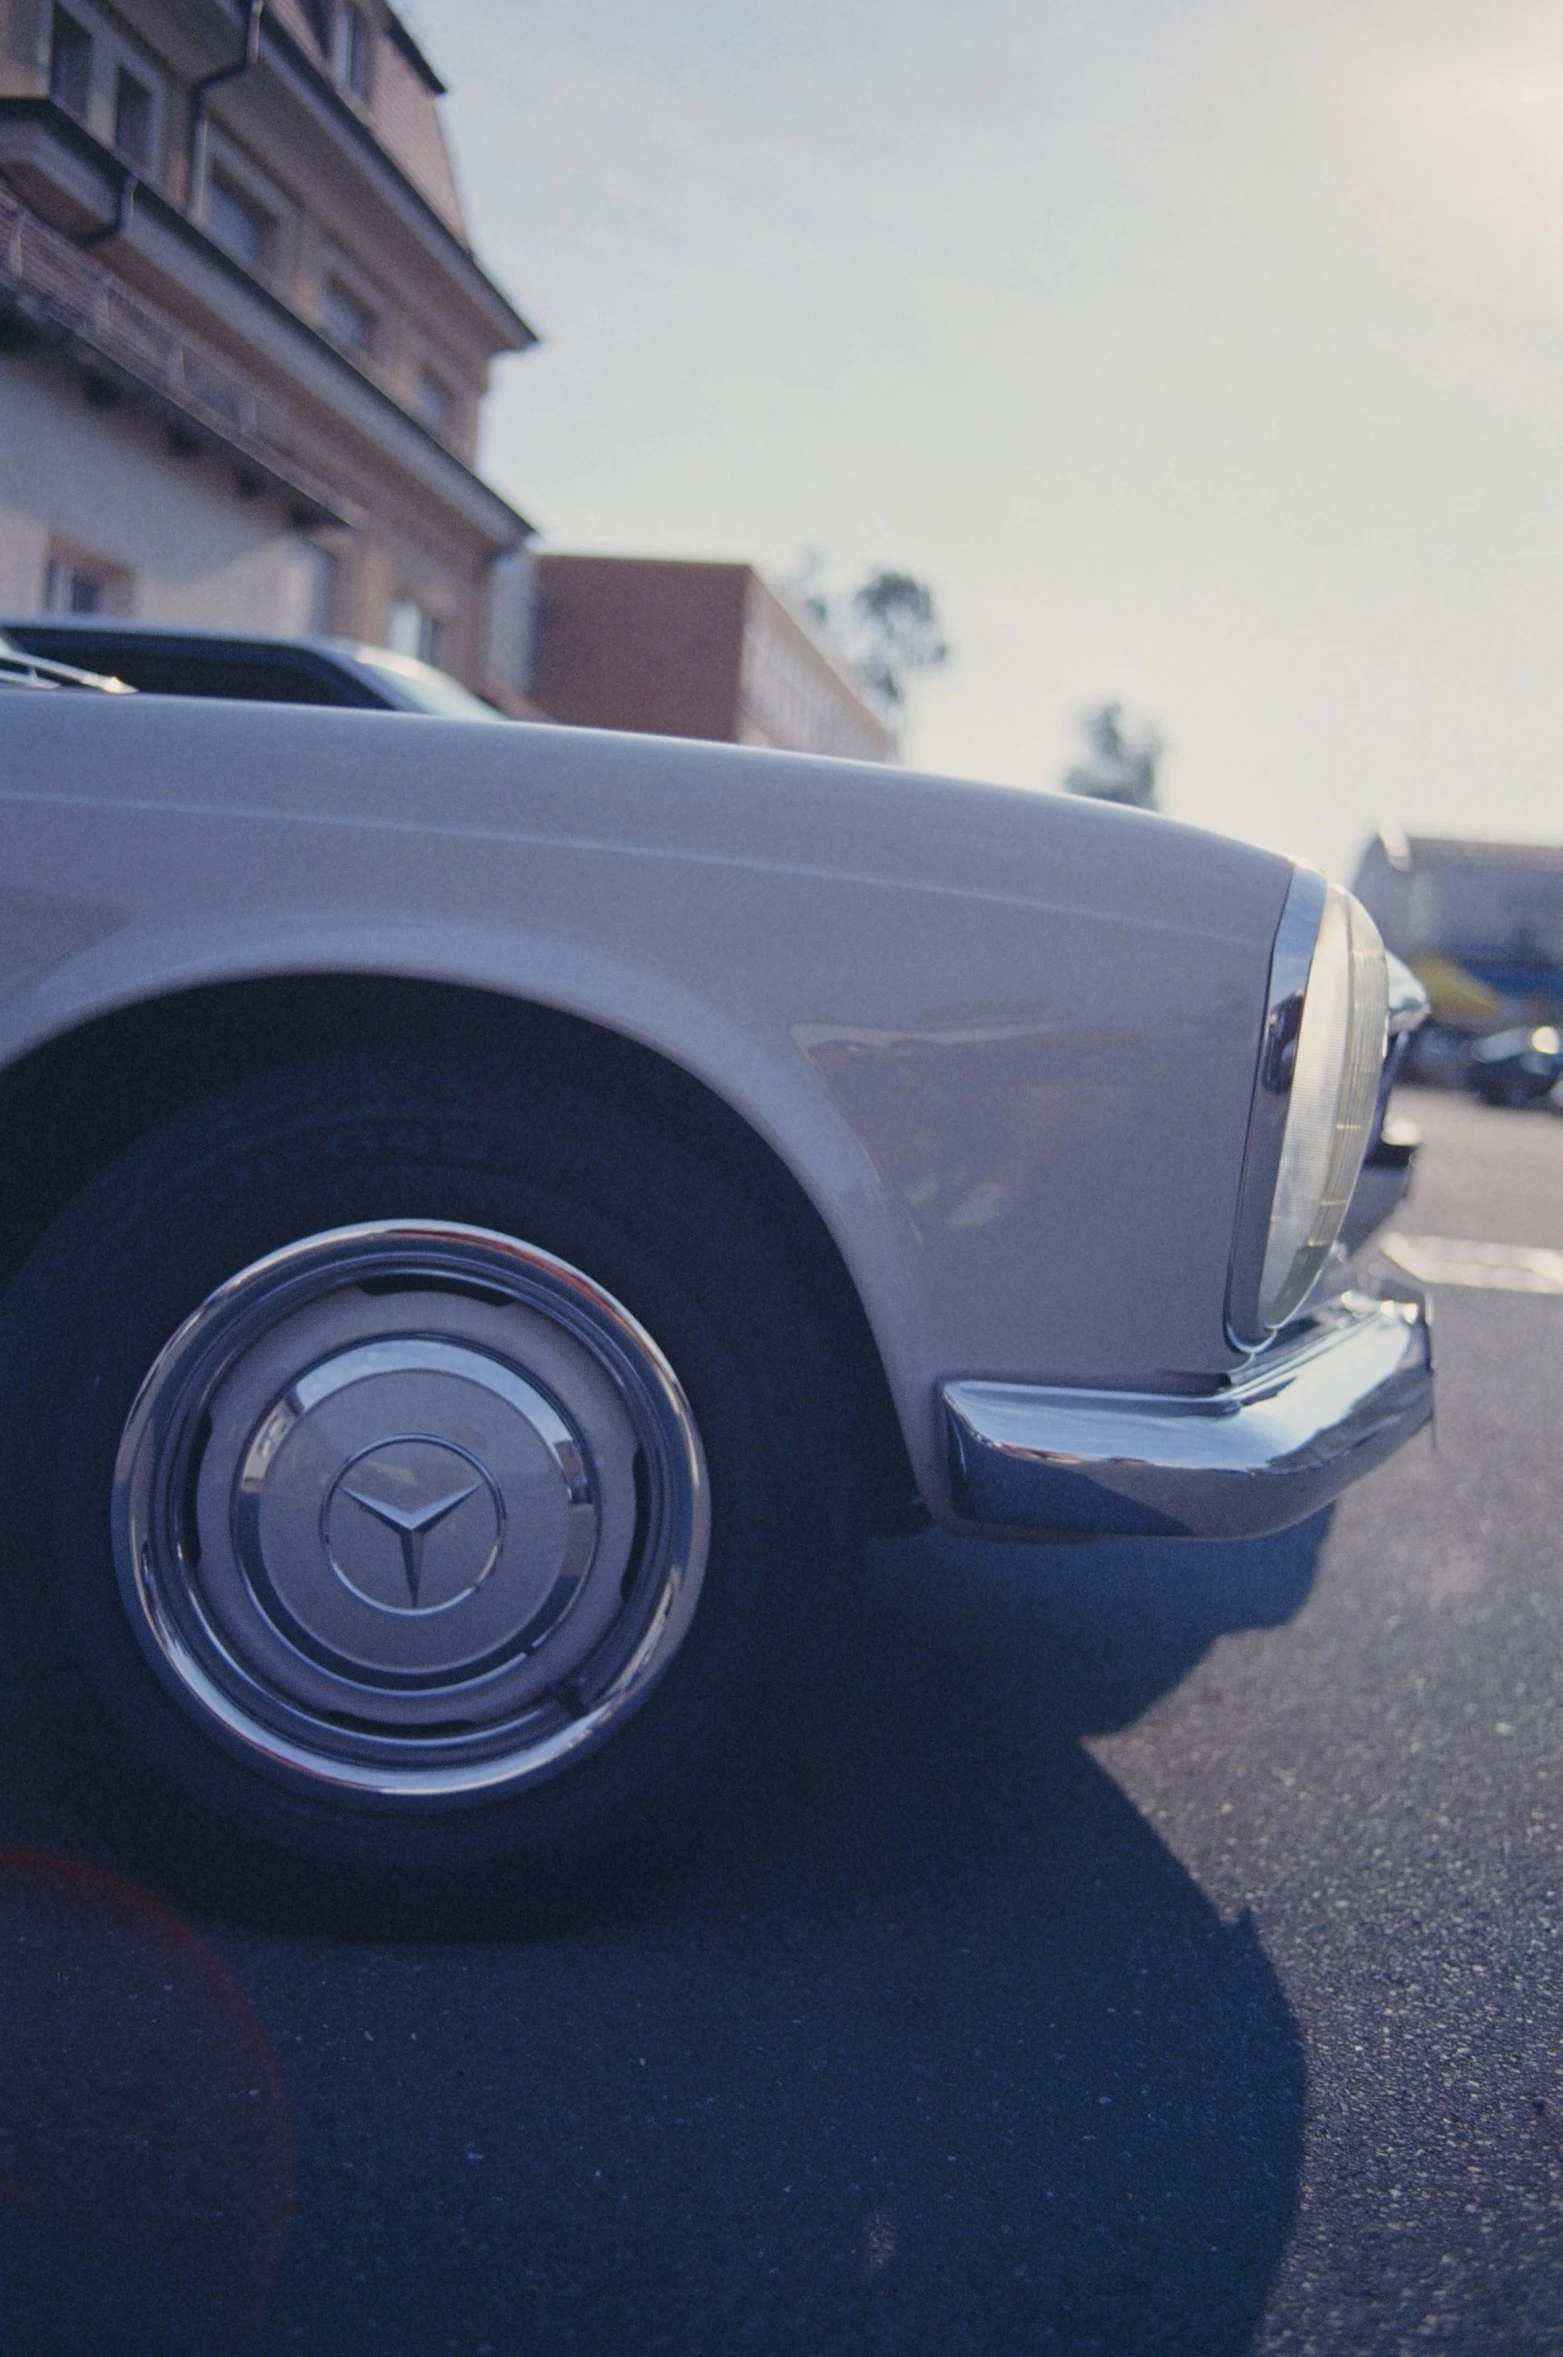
left=0, top=617, right=509, bottom=719
left=1466, top=1023, right=1563, bottom=1108
left=1399, top=1018, right=1482, bottom=1090
left=0, top=685, right=1432, bottom=1894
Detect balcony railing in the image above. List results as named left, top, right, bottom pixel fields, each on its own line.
left=0, top=183, right=351, bottom=527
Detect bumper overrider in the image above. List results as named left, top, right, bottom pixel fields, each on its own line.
left=942, top=1280, right=1433, bottom=1541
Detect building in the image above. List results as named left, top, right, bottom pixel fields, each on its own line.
left=0, top=0, right=539, bottom=704
left=1352, top=828, right=1563, bottom=1024
left=531, top=555, right=897, bottom=763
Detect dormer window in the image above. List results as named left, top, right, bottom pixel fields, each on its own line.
left=49, top=7, right=92, bottom=116
left=42, top=4, right=166, bottom=186
left=207, top=171, right=274, bottom=272
left=334, top=5, right=370, bottom=100
left=323, top=277, right=374, bottom=353
left=113, top=67, right=152, bottom=168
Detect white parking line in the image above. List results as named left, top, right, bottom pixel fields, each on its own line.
left=1382, top=1233, right=1563, bottom=1294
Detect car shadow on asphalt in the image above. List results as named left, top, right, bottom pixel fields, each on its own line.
left=0, top=1511, right=1326, bottom=2357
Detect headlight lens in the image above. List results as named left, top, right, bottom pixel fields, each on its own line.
left=1257, top=884, right=1387, bottom=1328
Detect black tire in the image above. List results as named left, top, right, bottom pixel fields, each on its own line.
left=0, top=1051, right=869, bottom=1901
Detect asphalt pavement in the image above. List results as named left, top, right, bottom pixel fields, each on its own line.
left=3, top=1087, right=1561, bottom=2356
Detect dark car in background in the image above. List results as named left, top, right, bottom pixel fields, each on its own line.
left=0, top=618, right=509, bottom=720
left=1466, top=1022, right=1563, bottom=1108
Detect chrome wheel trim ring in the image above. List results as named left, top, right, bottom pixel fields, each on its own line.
left=111, top=1222, right=710, bottom=1811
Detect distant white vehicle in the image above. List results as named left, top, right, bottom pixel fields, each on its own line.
left=0, top=690, right=1430, bottom=1887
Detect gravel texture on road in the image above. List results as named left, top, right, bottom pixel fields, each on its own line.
left=1, top=1087, right=1560, bottom=2355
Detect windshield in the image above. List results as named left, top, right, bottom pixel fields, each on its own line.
left=0, top=637, right=134, bottom=694
left=346, top=646, right=512, bottom=720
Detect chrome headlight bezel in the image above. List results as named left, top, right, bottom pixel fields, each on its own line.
left=1227, top=867, right=1389, bottom=1349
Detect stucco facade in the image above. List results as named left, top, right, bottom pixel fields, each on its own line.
left=0, top=0, right=538, bottom=700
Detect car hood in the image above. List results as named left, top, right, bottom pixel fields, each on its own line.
left=0, top=695, right=1291, bottom=949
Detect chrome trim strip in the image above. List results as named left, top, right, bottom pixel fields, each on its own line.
left=942, top=1285, right=1432, bottom=1542
left=1225, top=864, right=1330, bottom=1350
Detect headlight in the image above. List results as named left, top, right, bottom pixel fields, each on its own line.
left=1228, top=872, right=1388, bottom=1344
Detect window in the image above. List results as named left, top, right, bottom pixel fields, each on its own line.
left=113, top=67, right=152, bottom=168
left=49, top=7, right=92, bottom=116
left=322, top=278, right=374, bottom=353
left=295, top=540, right=339, bottom=635
left=206, top=171, right=273, bottom=271
left=388, top=597, right=443, bottom=667
left=333, top=5, right=370, bottom=99
left=45, top=537, right=131, bottom=616
left=49, top=560, right=103, bottom=614
left=46, top=555, right=118, bottom=614
left=413, top=367, right=452, bottom=434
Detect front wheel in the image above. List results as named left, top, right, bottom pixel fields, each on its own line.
left=1, top=1055, right=865, bottom=1893
left=115, top=1218, right=709, bottom=1810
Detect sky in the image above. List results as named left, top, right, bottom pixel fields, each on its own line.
left=406, top=0, right=1563, bottom=882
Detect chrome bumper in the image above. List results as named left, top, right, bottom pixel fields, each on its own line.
left=942, top=1286, right=1432, bottom=1541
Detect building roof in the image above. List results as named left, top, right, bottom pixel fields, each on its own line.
left=370, top=19, right=466, bottom=236
left=262, top=1, right=466, bottom=243
left=1371, top=827, right=1563, bottom=874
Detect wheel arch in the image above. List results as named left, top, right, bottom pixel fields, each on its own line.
left=0, top=973, right=920, bottom=1523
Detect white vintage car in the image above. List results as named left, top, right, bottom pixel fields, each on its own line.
left=0, top=684, right=1431, bottom=1885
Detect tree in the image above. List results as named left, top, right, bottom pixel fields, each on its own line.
left=1063, top=703, right=1163, bottom=811
left=782, top=554, right=950, bottom=711
left=785, top=547, right=834, bottom=634
left=847, top=570, right=949, bottom=709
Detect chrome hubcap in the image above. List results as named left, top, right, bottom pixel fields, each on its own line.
left=113, top=1224, right=710, bottom=1808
